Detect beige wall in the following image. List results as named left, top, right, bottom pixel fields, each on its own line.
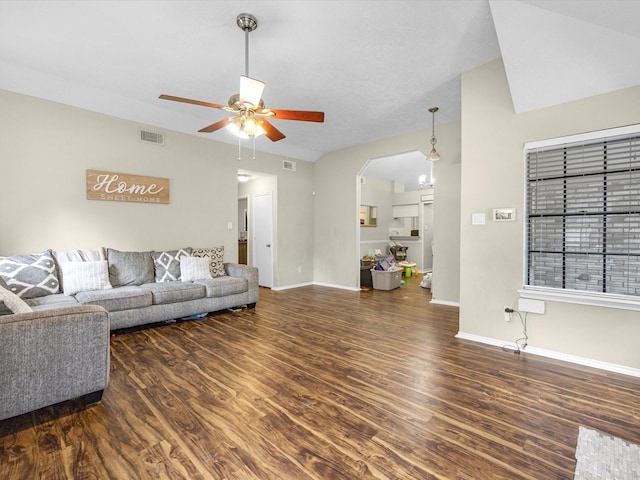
left=460, top=59, right=640, bottom=369
left=359, top=176, right=393, bottom=242
left=314, top=123, right=462, bottom=303
left=0, top=90, right=314, bottom=290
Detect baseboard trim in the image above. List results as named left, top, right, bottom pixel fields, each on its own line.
left=313, top=282, right=361, bottom=292
left=455, top=332, right=640, bottom=378
left=430, top=299, right=460, bottom=307
left=272, top=282, right=314, bottom=291
left=273, top=282, right=369, bottom=292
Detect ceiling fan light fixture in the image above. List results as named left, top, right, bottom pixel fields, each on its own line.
left=227, top=119, right=249, bottom=139
left=243, top=116, right=263, bottom=137
left=239, top=75, right=265, bottom=109
left=227, top=115, right=264, bottom=139
left=427, top=106, right=440, bottom=162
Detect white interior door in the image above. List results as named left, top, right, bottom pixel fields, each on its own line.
left=252, top=192, right=273, bottom=288
left=423, top=203, right=434, bottom=271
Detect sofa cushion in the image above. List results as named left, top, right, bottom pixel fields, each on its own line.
left=195, top=276, right=248, bottom=298
left=58, top=260, right=112, bottom=296
left=140, top=281, right=206, bottom=305
left=26, top=293, right=80, bottom=311
left=152, top=248, right=192, bottom=282
left=0, top=250, right=60, bottom=298
left=0, top=283, right=32, bottom=314
left=192, top=247, right=225, bottom=278
left=180, top=256, right=212, bottom=282
left=107, top=248, right=155, bottom=287
left=75, top=286, right=152, bottom=312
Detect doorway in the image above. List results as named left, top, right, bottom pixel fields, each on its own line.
left=358, top=150, right=433, bottom=275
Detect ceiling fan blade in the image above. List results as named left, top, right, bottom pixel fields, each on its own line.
left=267, top=109, right=325, bottom=122
left=239, top=76, right=265, bottom=108
left=198, top=117, right=232, bottom=133
left=260, top=119, right=286, bottom=142
left=159, top=94, right=225, bottom=110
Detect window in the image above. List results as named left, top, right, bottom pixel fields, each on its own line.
left=522, top=125, right=640, bottom=310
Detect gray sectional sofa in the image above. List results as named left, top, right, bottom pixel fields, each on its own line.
left=0, top=246, right=259, bottom=420
left=0, top=305, right=110, bottom=421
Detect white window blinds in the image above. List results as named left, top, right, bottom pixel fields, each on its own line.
left=525, top=131, right=640, bottom=297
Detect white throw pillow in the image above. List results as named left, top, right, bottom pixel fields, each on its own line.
left=59, top=260, right=113, bottom=296
left=180, top=256, right=213, bottom=282
left=54, top=248, right=105, bottom=263
left=0, top=283, right=32, bottom=314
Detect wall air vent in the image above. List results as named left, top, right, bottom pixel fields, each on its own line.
left=282, top=160, right=296, bottom=172
left=139, top=129, right=165, bottom=146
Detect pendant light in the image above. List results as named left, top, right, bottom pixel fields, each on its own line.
left=427, top=107, right=440, bottom=162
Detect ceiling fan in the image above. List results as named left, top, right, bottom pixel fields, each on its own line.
left=159, top=13, right=324, bottom=143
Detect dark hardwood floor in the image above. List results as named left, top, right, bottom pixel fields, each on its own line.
left=1, top=276, right=639, bottom=479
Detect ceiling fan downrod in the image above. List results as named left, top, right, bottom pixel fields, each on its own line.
left=237, top=13, right=257, bottom=78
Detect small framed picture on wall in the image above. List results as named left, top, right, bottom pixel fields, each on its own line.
left=493, top=208, right=516, bottom=222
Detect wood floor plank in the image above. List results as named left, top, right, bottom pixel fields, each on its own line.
left=2, top=276, right=639, bottom=479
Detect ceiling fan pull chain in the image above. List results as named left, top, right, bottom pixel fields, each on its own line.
left=252, top=134, right=256, bottom=160
left=238, top=135, right=242, bottom=160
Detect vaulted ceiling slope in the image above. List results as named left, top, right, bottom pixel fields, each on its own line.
left=0, top=1, right=637, bottom=162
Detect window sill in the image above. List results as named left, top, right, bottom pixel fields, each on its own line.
left=518, top=287, right=640, bottom=312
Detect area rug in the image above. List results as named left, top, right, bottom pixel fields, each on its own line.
left=574, top=426, right=640, bottom=479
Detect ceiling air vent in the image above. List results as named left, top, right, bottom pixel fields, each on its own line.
left=282, top=160, right=296, bottom=172
left=139, top=129, right=165, bottom=146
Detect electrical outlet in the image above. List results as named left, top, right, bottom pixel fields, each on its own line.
left=504, top=306, right=512, bottom=322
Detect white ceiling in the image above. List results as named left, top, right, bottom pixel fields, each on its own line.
left=1, top=0, right=639, bottom=167
left=363, top=151, right=431, bottom=193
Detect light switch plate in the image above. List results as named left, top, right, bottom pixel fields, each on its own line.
left=472, top=213, right=486, bottom=225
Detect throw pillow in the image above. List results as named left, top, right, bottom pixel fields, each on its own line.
left=0, top=276, right=9, bottom=315
left=192, top=247, right=225, bottom=278
left=152, top=248, right=192, bottom=282
left=0, top=283, right=32, bottom=314
left=54, top=248, right=106, bottom=292
left=0, top=302, right=11, bottom=316
left=0, top=250, right=60, bottom=298
left=58, top=260, right=113, bottom=296
left=180, top=256, right=213, bottom=282
left=54, top=248, right=105, bottom=263
left=107, top=248, right=155, bottom=287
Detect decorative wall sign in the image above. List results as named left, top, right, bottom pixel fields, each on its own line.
left=87, top=169, right=169, bottom=204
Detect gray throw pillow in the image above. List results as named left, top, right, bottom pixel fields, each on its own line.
left=152, top=248, right=192, bottom=282
left=106, top=248, right=155, bottom=287
left=0, top=250, right=60, bottom=298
